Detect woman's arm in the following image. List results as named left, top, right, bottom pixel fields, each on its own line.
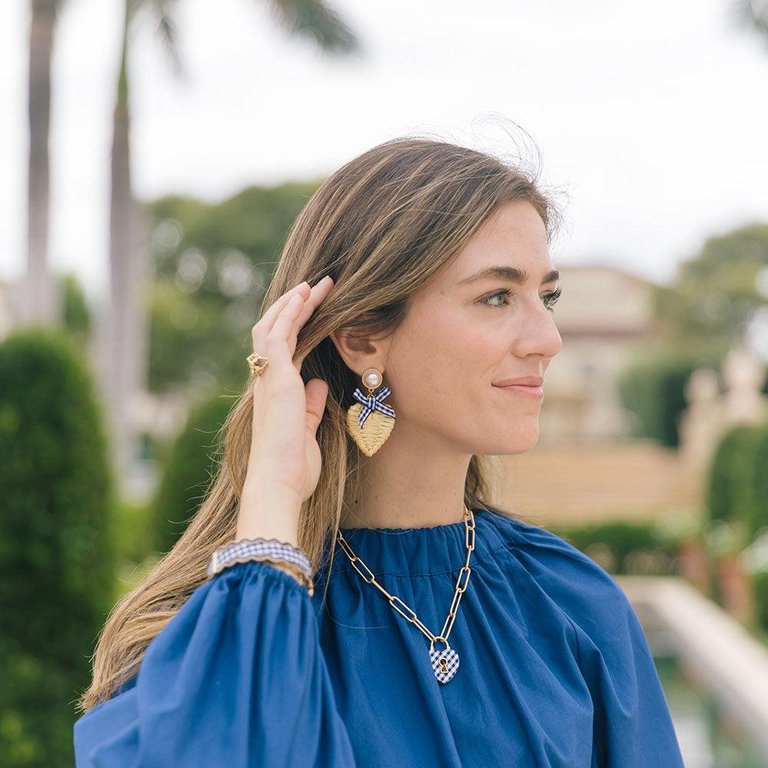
left=573, top=584, right=685, bottom=768
left=76, top=278, right=346, bottom=765
left=74, top=559, right=357, bottom=767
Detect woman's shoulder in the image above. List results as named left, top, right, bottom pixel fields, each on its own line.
left=481, top=507, right=636, bottom=631
left=482, top=506, right=611, bottom=569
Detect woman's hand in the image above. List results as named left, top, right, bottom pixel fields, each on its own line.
left=236, top=276, right=335, bottom=544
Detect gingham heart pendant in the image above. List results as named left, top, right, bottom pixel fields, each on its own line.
left=429, top=642, right=460, bottom=684
left=346, top=404, right=395, bottom=457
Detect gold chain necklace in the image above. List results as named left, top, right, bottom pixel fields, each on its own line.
left=336, top=505, right=476, bottom=684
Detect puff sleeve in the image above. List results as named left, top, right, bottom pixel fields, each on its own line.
left=511, top=524, right=685, bottom=767
left=573, top=581, right=685, bottom=767
left=73, top=562, right=357, bottom=767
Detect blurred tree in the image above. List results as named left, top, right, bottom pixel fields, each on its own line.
left=0, top=329, right=114, bottom=767
left=99, top=0, right=361, bottom=492
left=706, top=424, right=765, bottom=526
left=617, top=340, right=726, bottom=447
left=147, top=181, right=319, bottom=393
left=21, top=0, right=64, bottom=326
left=746, top=425, right=768, bottom=538
left=652, top=223, right=768, bottom=346
left=152, top=392, right=235, bottom=552
left=61, top=272, right=92, bottom=346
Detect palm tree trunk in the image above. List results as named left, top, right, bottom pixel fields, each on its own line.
left=23, top=0, right=60, bottom=326
left=96, top=0, right=149, bottom=494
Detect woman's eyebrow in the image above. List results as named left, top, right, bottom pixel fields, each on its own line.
left=457, top=266, right=560, bottom=286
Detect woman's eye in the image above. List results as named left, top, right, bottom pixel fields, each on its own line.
left=481, top=289, right=512, bottom=308
left=543, top=287, right=562, bottom=312
left=480, top=287, right=562, bottom=311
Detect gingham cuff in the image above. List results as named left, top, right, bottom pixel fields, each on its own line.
left=207, top=538, right=313, bottom=581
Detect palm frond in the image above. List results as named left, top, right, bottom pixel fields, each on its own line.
left=148, top=0, right=183, bottom=76
left=729, top=0, right=768, bottom=50
left=262, top=0, right=362, bottom=55
left=123, top=0, right=183, bottom=76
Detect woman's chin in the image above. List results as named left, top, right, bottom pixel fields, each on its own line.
left=480, top=426, right=540, bottom=456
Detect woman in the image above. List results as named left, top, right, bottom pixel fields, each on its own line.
left=74, top=136, right=685, bottom=766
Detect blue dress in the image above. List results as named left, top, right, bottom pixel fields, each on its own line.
left=74, top=507, right=685, bottom=767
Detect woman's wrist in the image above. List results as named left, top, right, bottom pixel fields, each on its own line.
left=235, top=487, right=302, bottom=546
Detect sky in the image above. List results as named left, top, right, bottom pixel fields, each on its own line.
left=1, top=0, right=768, bottom=301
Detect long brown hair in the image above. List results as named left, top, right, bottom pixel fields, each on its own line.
left=79, top=134, right=562, bottom=712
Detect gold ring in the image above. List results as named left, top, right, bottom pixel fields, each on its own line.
left=246, top=352, right=269, bottom=377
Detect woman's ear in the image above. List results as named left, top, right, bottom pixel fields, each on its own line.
left=330, top=327, right=390, bottom=377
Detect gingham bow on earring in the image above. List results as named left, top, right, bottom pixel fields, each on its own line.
left=351, top=385, right=396, bottom=428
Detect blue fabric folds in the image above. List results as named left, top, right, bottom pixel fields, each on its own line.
left=74, top=508, right=685, bottom=767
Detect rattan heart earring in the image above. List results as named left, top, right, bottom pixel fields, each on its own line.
left=345, top=367, right=396, bottom=457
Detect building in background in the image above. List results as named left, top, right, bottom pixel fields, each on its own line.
left=539, top=263, right=662, bottom=444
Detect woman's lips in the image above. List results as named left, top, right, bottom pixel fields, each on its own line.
left=492, top=375, right=544, bottom=398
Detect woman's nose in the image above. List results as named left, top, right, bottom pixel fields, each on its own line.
left=513, top=298, right=563, bottom=359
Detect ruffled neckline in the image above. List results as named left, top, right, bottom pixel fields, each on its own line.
left=326, top=506, right=516, bottom=577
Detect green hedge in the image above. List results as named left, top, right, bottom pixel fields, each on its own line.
left=747, top=427, right=768, bottom=539
left=61, top=272, right=92, bottom=345
left=618, top=359, right=701, bottom=447
left=551, top=520, right=680, bottom=575
left=152, top=392, right=236, bottom=553
left=706, top=424, right=766, bottom=528
left=706, top=423, right=768, bottom=634
left=754, top=572, right=768, bottom=639
left=0, top=328, right=114, bottom=767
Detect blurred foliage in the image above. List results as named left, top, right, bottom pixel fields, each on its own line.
left=110, top=498, right=159, bottom=603
left=0, top=329, right=114, bottom=767
left=748, top=427, right=768, bottom=539
left=731, top=0, right=768, bottom=52
left=706, top=424, right=766, bottom=528
left=652, top=223, right=768, bottom=346
left=152, top=392, right=237, bottom=553
left=145, top=180, right=320, bottom=394
left=60, top=271, right=92, bottom=346
left=705, top=423, right=768, bottom=634
left=617, top=223, right=768, bottom=447
left=617, top=342, right=726, bottom=447
left=754, top=572, right=768, bottom=637
left=112, top=499, right=155, bottom=570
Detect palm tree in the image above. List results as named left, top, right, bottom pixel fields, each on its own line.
left=22, top=0, right=63, bottom=327
left=99, top=0, right=361, bottom=493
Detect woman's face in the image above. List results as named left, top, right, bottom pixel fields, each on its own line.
left=385, top=199, right=562, bottom=456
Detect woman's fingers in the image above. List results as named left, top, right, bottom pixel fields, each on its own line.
left=294, top=275, right=333, bottom=330
left=290, top=276, right=334, bottom=369
left=251, top=280, right=309, bottom=350
left=265, top=292, right=306, bottom=367
left=252, top=276, right=334, bottom=360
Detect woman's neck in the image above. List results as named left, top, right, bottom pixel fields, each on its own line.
left=338, top=439, right=472, bottom=529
